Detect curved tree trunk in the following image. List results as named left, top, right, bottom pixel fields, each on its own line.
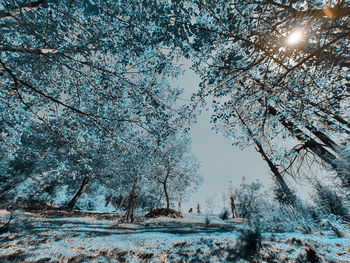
left=163, top=168, right=171, bottom=210
left=164, top=181, right=170, bottom=210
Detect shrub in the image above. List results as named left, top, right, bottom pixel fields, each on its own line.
left=273, top=185, right=297, bottom=206
left=219, top=209, right=229, bottom=220
left=314, top=183, right=349, bottom=221
left=144, top=208, right=183, bottom=218
left=205, top=215, right=211, bottom=226
left=319, top=214, right=344, bottom=237
left=235, top=180, right=263, bottom=223
left=231, top=179, right=320, bottom=233
left=237, top=224, right=262, bottom=258
left=338, top=149, right=350, bottom=188
left=253, top=201, right=315, bottom=233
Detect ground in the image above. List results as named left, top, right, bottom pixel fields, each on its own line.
left=0, top=209, right=350, bottom=262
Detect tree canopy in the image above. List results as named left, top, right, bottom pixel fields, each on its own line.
left=1, top=0, right=349, bottom=210
left=186, top=0, right=349, bottom=190
left=0, top=0, right=197, bottom=155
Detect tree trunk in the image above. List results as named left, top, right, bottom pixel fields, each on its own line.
left=178, top=195, right=182, bottom=211
left=196, top=203, right=201, bottom=214
left=314, top=110, right=350, bottom=135
left=67, top=177, right=90, bottom=210
left=123, top=178, right=138, bottom=222
left=230, top=195, right=237, bottom=218
left=163, top=168, right=170, bottom=210
left=235, top=108, right=296, bottom=204
left=163, top=183, right=170, bottom=210
left=255, top=140, right=296, bottom=205
left=264, top=104, right=350, bottom=188
left=310, top=101, right=350, bottom=131
left=115, top=195, right=125, bottom=211
left=267, top=105, right=341, bottom=154
left=266, top=105, right=345, bottom=178
left=105, top=194, right=112, bottom=207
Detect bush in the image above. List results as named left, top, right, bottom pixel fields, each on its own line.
left=219, top=209, right=229, bottom=220
left=205, top=215, right=211, bottom=226
left=273, top=185, right=297, bottom=206
left=237, top=225, right=262, bottom=258
left=338, top=149, right=350, bottom=188
left=233, top=179, right=319, bottom=233
left=144, top=208, right=183, bottom=218
left=235, top=180, right=263, bottom=223
left=319, top=214, right=344, bottom=237
left=314, top=183, right=349, bottom=221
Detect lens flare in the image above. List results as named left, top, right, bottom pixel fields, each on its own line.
left=286, top=30, right=303, bottom=45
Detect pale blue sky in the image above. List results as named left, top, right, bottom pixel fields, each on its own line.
left=172, top=64, right=273, bottom=213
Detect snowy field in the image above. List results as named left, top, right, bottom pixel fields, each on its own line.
left=1, top=209, right=350, bottom=262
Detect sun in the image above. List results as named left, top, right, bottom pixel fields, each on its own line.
left=286, top=30, right=303, bottom=45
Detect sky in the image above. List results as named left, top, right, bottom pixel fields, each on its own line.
left=172, top=64, right=273, bottom=213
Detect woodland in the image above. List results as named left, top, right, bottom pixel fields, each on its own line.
left=0, top=0, right=350, bottom=262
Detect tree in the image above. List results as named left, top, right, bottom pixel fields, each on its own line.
left=153, top=134, right=202, bottom=210
left=0, top=119, right=147, bottom=210
left=0, top=0, right=196, bottom=156
left=183, top=0, right=349, bottom=190
left=0, top=120, right=76, bottom=206
left=0, top=1, right=203, bottom=211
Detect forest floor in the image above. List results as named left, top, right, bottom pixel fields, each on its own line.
left=0, top=208, right=350, bottom=262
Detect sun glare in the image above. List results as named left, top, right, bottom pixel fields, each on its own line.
left=286, top=30, right=303, bottom=45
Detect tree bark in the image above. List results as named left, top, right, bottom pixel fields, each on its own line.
left=0, top=0, right=46, bottom=18
left=123, top=178, right=138, bottom=222
left=163, top=168, right=171, bottom=210
left=230, top=195, right=237, bottom=218
left=267, top=105, right=341, bottom=154
left=105, top=194, right=112, bottom=208
left=309, top=101, right=350, bottom=131
left=164, top=182, right=170, bottom=210
left=115, top=195, right=125, bottom=211
left=178, top=195, right=182, bottom=211
left=265, top=104, right=350, bottom=187
left=255, top=140, right=296, bottom=204
left=235, top=108, right=296, bottom=203
left=67, top=177, right=90, bottom=210
left=266, top=105, right=339, bottom=170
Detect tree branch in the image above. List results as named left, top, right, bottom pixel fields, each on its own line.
left=0, top=0, right=47, bottom=19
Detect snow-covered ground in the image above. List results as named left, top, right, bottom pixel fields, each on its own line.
left=0, top=209, right=349, bottom=262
